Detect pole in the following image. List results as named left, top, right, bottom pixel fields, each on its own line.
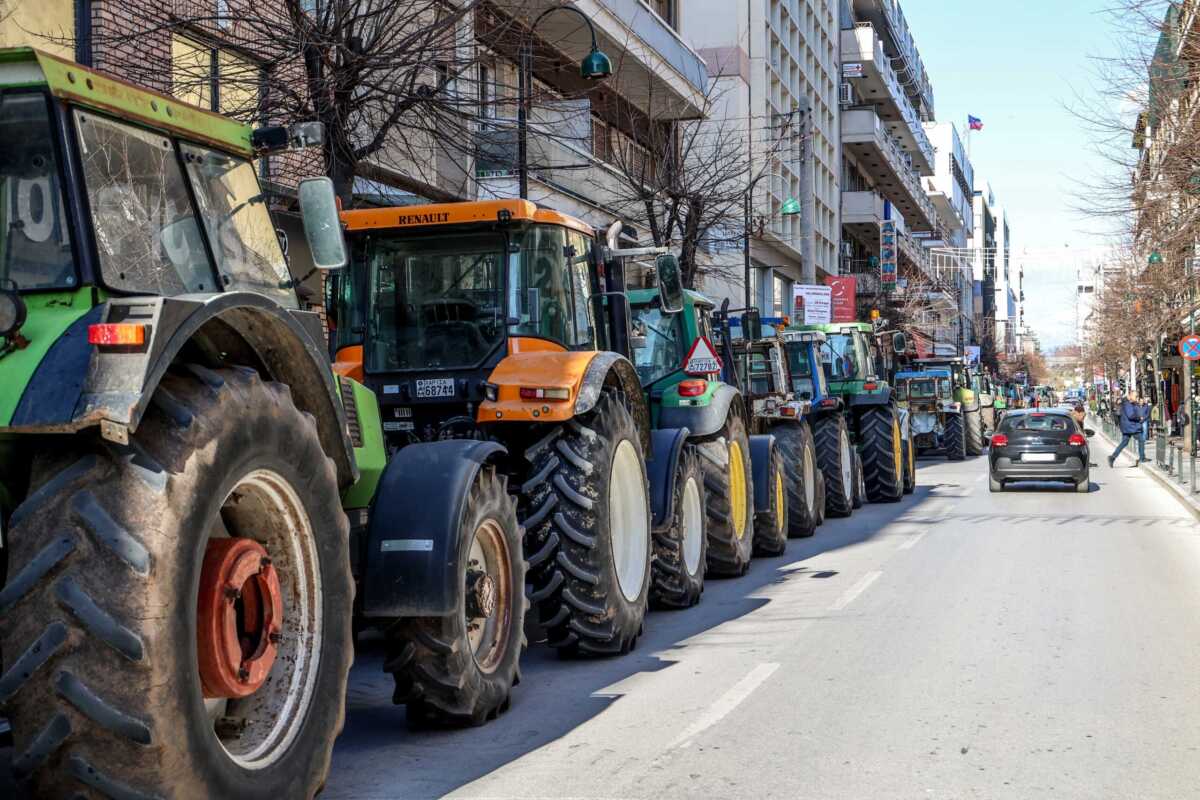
left=798, top=104, right=815, bottom=285
left=517, top=41, right=530, bottom=200
left=743, top=188, right=752, bottom=309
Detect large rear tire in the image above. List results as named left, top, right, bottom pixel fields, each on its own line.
left=650, top=446, right=706, bottom=609
left=966, top=409, right=985, bottom=456
left=521, top=390, right=651, bottom=656
left=386, top=466, right=525, bottom=727
left=0, top=365, right=352, bottom=799
left=858, top=406, right=904, bottom=503
left=813, top=414, right=854, bottom=518
left=945, top=414, right=967, bottom=461
left=698, top=414, right=755, bottom=576
left=770, top=423, right=820, bottom=538
left=753, top=447, right=788, bottom=557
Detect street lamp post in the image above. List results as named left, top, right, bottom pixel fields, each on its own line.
left=517, top=5, right=612, bottom=200
left=743, top=171, right=800, bottom=310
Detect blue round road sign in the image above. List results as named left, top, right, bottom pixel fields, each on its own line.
left=1179, top=335, right=1200, bottom=360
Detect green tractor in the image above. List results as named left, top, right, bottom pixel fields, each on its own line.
left=915, top=357, right=985, bottom=455
left=791, top=321, right=910, bottom=512
left=629, top=288, right=791, bottom=582
left=0, top=47, right=494, bottom=797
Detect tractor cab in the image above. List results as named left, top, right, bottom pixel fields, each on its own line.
left=779, top=329, right=832, bottom=407
left=895, top=369, right=955, bottom=412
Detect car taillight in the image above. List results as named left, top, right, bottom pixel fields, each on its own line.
left=864, top=382, right=878, bottom=390
left=1068, top=433, right=1086, bottom=446
left=678, top=379, right=708, bottom=397
left=991, top=434, right=1008, bottom=447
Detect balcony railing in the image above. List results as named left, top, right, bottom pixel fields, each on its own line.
left=841, top=108, right=937, bottom=230
left=844, top=23, right=934, bottom=170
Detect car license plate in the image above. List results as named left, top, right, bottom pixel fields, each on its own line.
left=1022, top=453, right=1055, bottom=462
left=415, top=378, right=456, bottom=399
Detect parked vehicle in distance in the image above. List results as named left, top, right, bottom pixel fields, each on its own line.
left=895, top=369, right=966, bottom=460
left=989, top=409, right=1094, bottom=493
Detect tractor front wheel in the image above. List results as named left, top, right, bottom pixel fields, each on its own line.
left=753, top=447, right=788, bottom=557
left=902, top=437, right=916, bottom=494
left=769, top=423, right=820, bottom=538
left=0, top=365, right=352, bottom=799
left=945, top=414, right=967, bottom=461
left=813, top=414, right=854, bottom=518
left=698, top=414, right=755, bottom=576
left=386, top=466, right=525, bottom=726
left=650, top=446, right=706, bottom=609
left=521, top=390, right=651, bottom=656
left=858, top=406, right=904, bottom=503
left=966, top=409, right=985, bottom=456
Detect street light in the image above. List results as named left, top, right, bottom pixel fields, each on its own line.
left=744, top=171, right=801, bottom=309
left=518, top=5, right=612, bottom=199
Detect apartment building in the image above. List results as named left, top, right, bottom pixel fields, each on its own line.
left=993, top=207, right=1018, bottom=361
left=686, top=0, right=842, bottom=315
left=838, top=0, right=939, bottom=322
left=921, top=120, right=975, bottom=353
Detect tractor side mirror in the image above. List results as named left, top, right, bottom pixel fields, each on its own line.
left=892, top=332, right=907, bottom=354
left=656, top=253, right=684, bottom=314
left=298, top=178, right=347, bottom=270
left=743, top=309, right=763, bottom=342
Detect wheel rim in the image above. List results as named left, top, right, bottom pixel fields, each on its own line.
left=200, top=469, right=322, bottom=770
left=892, top=419, right=903, bottom=476
left=681, top=476, right=703, bottom=575
left=728, top=439, right=748, bottom=539
left=839, top=429, right=853, bottom=500
left=465, top=519, right=513, bottom=674
left=803, top=444, right=815, bottom=512
left=610, top=439, right=649, bottom=602
left=774, top=468, right=785, bottom=534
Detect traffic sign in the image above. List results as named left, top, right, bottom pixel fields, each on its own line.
left=683, top=336, right=722, bottom=375
left=1179, top=334, right=1200, bottom=360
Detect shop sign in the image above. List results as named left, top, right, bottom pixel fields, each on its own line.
left=880, top=220, right=898, bottom=292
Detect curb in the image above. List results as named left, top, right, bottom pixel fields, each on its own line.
left=1091, top=419, right=1200, bottom=522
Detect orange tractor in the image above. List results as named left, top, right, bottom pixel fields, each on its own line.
left=329, top=200, right=705, bottom=724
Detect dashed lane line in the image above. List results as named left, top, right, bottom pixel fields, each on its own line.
left=898, top=530, right=928, bottom=550
left=829, top=570, right=883, bottom=610
left=664, top=662, right=781, bottom=751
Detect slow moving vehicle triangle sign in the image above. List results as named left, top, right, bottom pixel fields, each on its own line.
left=683, top=336, right=722, bottom=376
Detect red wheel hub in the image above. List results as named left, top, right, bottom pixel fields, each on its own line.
left=197, top=538, right=283, bottom=698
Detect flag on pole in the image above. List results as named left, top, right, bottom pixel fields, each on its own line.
left=968, top=115, right=984, bottom=131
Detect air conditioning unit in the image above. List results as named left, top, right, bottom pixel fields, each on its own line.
left=839, top=82, right=854, bottom=106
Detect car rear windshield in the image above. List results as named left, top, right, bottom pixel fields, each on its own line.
left=1002, top=414, right=1071, bottom=432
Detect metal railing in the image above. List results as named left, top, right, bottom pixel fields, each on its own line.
left=1098, top=414, right=1200, bottom=495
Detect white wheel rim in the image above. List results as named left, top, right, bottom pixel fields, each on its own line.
left=610, top=440, right=649, bottom=602
left=839, top=429, right=853, bottom=500
left=207, top=469, right=322, bottom=770
left=803, top=445, right=815, bottom=512
left=681, top=476, right=703, bottom=575
left=465, top=519, right=513, bottom=674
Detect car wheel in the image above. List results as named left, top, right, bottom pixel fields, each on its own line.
left=1075, top=474, right=1090, bottom=493
left=989, top=473, right=1003, bottom=493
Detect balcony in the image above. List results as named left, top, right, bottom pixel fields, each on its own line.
left=841, top=190, right=927, bottom=270
left=842, top=108, right=937, bottom=231
left=496, top=0, right=709, bottom=120
left=849, top=0, right=934, bottom=118
left=841, top=23, right=933, bottom=173
left=924, top=176, right=964, bottom=234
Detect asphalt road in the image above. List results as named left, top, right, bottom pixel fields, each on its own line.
left=327, top=450, right=1200, bottom=800
left=5, top=449, right=1200, bottom=798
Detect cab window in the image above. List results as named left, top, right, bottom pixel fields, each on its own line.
left=631, top=299, right=685, bottom=386
left=511, top=224, right=586, bottom=347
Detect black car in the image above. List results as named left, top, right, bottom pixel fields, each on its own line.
left=988, top=409, right=1094, bottom=493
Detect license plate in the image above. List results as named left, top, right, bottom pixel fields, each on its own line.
left=1022, top=453, right=1055, bottom=462
left=414, top=379, right=456, bottom=399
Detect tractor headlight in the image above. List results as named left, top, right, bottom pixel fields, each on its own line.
left=0, top=289, right=26, bottom=337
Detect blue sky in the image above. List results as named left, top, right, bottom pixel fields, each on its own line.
left=902, top=0, right=1127, bottom=348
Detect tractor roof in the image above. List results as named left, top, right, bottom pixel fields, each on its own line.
left=627, top=287, right=714, bottom=308
left=340, top=199, right=594, bottom=237
left=779, top=329, right=827, bottom=344
left=915, top=357, right=966, bottom=366
left=0, top=46, right=253, bottom=157
left=793, top=322, right=873, bottom=334
left=896, top=369, right=950, bottom=379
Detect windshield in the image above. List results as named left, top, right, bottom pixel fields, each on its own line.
left=0, top=93, right=75, bottom=291
left=825, top=333, right=866, bottom=380
left=785, top=341, right=816, bottom=399
left=508, top=225, right=594, bottom=347
left=1002, top=414, right=1071, bottom=433
left=76, top=110, right=214, bottom=295
left=365, top=232, right=505, bottom=371
left=631, top=300, right=684, bottom=386
left=903, top=379, right=937, bottom=399
left=182, top=144, right=295, bottom=307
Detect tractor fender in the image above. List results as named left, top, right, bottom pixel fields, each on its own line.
left=575, top=351, right=650, bottom=451
left=849, top=386, right=892, bottom=407
left=647, top=426, right=691, bottom=530
left=360, top=439, right=507, bottom=618
left=748, top=434, right=777, bottom=514
left=10, top=292, right=358, bottom=489
left=659, top=383, right=742, bottom=439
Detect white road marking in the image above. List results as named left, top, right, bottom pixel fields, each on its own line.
left=830, top=570, right=883, bottom=610
left=898, top=530, right=928, bottom=550
left=665, top=663, right=780, bottom=751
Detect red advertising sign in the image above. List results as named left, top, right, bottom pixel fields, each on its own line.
left=824, top=276, right=857, bottom=322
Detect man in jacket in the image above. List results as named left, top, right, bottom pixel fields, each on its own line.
left=1108, top=393, right=1149, bottom=467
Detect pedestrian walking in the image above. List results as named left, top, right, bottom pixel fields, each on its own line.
left=1071, top=403, right=1086, bottom=428
left=1108, top=393, right=1149, bottom=467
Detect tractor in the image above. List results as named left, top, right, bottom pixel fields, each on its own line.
left=329, top=201, right=708, bottom=723
left=0, top=47, right=428, bottom=797
left=628, top=288, right=792, bottom=579
left=894, top=368, right=965, bottom=460
left=791, top=321, right=910, bottom=512
left=914, top=357, right=985, bottom=455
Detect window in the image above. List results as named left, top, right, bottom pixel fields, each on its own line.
left=772, top=273, right=792, bottom=317
left=648, top=0, right=676, bottom=29
left=631, top=299, right=685, bottom=386
left=75, top=111, right=212, bottom=295
left=170, top=35, right=261, bottom=116
left=510, top=225, right=588, bottom=347
left=0, top=93, right=76, bottom=290
left=479, top=63, right=496, bottom=120
left=567, top=231, right=595, bottom=347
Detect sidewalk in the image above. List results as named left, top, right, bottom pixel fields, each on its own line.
left=1091, top=416, right=1200, bottom=521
